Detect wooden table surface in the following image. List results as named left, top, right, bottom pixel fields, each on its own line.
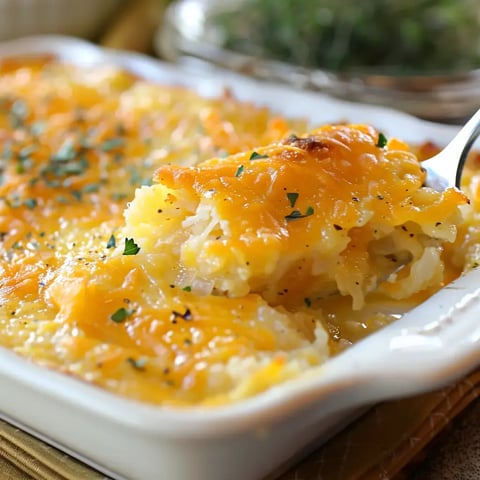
left=409, top=398, right=480, bottom=479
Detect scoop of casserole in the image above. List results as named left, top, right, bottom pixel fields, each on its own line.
left=124, top=124, right=468, bottom=310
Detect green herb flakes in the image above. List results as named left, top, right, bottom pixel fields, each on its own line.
left=110, top=307, right=132, bottom=323
left=106, top=234, right=116, bottom=249
left=30, top=121, right=46, bottom=136
left=286, top=192, right=299, bottom=208
left=2, top=142, right=12, bottom=160
left=285, top=206, right=314, bottom=221
left=18, top=145, right=37, bottom=160
left=101, top=138, right=125, bottom=152
left=249, top=151, right=269, bottom=160
left=71, top=190, right=82, bottom=201
left=305, top=206, right=314, bottom=216
left=63, top=158, right=89, bottom=175
left=182, top=286, right=192, bottom=292
left=126, top=357, right=147, bottom=371
left=24, top=198, right=37, bottom=210
left=235, top=165, right=244, bottom=177
left=111, top=192, right=128, bottom=201
left=10, top=99, right=28, bottom=128
left=123, top=238, right=140, bottom=255
left=56, top=195, right=69, bottom=204
left=52, top=139, right=76, bottom=163
left=128, top=166, right=142, bottom=186
left=376, top=133, right=388, bottom=148
left=83, top=183, right=100, bottom=193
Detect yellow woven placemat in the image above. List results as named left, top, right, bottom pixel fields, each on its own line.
left=1, top=368, right=479, bottom=480
left=0, top=420, right=105, bottom=480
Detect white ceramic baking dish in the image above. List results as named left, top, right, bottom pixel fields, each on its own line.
left=0, top=36, right=479, bottom=480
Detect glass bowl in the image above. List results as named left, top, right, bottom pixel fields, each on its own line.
left=157, top=0, right=480, bottom=122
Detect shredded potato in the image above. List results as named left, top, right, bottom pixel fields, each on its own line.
left=125, top=124, right=467, bottom=311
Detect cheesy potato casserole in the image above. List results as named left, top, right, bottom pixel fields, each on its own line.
left=0, top=57, right=476, bottom=406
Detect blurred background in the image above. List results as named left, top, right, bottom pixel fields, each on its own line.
left=1, top=0, right=479, bottom=119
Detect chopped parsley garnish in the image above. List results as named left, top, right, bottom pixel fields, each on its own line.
left=126, top=357, right=147, bottom=371
left=16, top=160, right=28, bottom=174
left=285, top=206, right=314, bottom=221
left=83, top=183, right=100, bottom=193
left=376, top=132, right=388, bottom=148
left=62, top=158, right=89, bottom=175
left=110, top=307, right=133, bottom=323
left=6, top=195, right=22, bottom=208
left=16, top=146, right=35, bottom=173
left=9, top=99, right=28, bottom=128
left=122, top=237, right=140, bottom=255
left=19, top=145, right=37, bottom=160
left=286, top=192, right=299, bottom=208
left=111, top=192, right=128, bottom=201
left=30, top=121, right=46, bottom=136
left=249, top=151, right=269, bottom=160
left=24, top=198, right=37, bottom=210
left=285, top=210, right=304, bottom=220
left=101, top=137, right=125, bottom=152
left=235, top=165, right=244, bottom=177
left=106, top=234, right=116, bottom=249
left=128, top=166, right=142, bottom=186
left=182, top=286, right=192, bottom=292
left=71, top=190, right=82, bottom=201
left=2, top=142, right=12, bottom=160
left=52, top=139, right=76, bottom=163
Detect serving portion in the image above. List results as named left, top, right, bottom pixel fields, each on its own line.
left=0, top=53, right=476, bottom=409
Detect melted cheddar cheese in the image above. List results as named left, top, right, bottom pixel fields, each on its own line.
left=0, top=57, right=473, bottom=406
left=125, top=125, right=467, bottom=310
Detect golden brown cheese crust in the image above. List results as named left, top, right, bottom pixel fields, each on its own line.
left=130, top=124, right=467, bottom=309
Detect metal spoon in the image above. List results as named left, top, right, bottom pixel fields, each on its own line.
left=422, top=108, right=480, bottom=191
left=363, top=113, right=480, bottom=296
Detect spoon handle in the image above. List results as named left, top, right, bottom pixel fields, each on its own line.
left=423, top=108, right=480, bottom=189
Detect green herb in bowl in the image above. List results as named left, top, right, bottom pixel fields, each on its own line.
left=214, top=0, right=480, bottom=75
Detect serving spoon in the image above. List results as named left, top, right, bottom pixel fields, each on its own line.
left=422, top=107, right=480, bottom=191
left=362, top=110, right=480, bottom=293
